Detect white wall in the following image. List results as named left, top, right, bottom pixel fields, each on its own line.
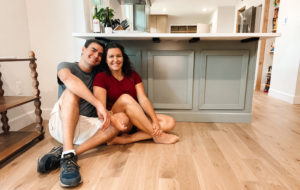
left=209, top=6, right=235, bottom=33
left=0, top=0, right=86, bottom=132
left=216, top=6, right=235, bottom=33
left=168, top=14, right=211, bottom=25
left=0, top=0, right=35, bottom=132
left=210, top=9, right=218, bottom=33
left=26, top=0, right=86, bottom=115
left=269, top=0, right=300, bottom=104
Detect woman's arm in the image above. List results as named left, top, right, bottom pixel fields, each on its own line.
left=136, top=83, right=161, bottom=136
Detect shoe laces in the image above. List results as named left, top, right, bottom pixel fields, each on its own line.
left=61, top=155, right=79, bottom=172
left=50, top=146, right=62, bottom=157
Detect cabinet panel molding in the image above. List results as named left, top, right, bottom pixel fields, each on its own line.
left=148, top=50, right=194, bottom=109
left=126, top=50, right=142, bottom=76
left=199, top=50, right=249, bottom=110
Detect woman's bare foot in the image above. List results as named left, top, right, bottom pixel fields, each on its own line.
left=107, top=134, right=131, bottom=145
left=153, top=133, right=179, bottom=144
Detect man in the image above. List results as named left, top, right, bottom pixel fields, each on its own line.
left=37, top=39, right=128, bottom=187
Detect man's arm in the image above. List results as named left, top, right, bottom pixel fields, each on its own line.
left=93, top=86, right=128, bottom=132
left=58, top=68, right=110, bottom=129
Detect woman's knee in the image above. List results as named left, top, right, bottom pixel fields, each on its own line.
left=118, top=94, right=136, bottom=104
left=113, top=94, right=137, bottom=110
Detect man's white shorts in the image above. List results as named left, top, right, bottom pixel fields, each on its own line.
left=48, top=99, right=104, bottom=145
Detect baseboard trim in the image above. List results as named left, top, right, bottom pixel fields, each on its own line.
left=42, top=108, right=52, bottom=120
left=293, top=95, right=300, bottom=104
left=0, top=108, right=52, bottom=133
left=269, top=89, right=295, bottom=104
left=156, top=111, right=252, bottom=123
left=1, top=111, right=35, bottom=132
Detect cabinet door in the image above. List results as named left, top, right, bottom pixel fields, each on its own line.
left=126, top=50, right=142, bottom=76
left=156, top=15, right=168, bottom=33
left=150, top=15, right=157, bottom=33
left=150, top=15, right=168, bottom=33
left=199, top=50, right=249, bottom=110
left=148, top=50, right=194, bottom=109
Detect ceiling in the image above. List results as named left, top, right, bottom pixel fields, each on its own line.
left=150, top=0, right=238, bottom=16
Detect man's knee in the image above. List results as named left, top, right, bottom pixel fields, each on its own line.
left=60, top=89, right=80, bottom=105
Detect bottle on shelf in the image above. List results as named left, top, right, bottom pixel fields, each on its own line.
left=270, top=43, right=275, bottom=53
left=272, top=1, right=280, bottom=33
left=104, top=7, right=112, bottom=33
left=264, top=66, right=272, bottom=93
left=93, top=6, right=100, bottom=33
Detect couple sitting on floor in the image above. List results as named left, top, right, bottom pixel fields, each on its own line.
left=37, top=39, right=179, bottom=187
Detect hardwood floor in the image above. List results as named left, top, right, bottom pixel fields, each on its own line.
left=0, top=92, right=300, bottom=190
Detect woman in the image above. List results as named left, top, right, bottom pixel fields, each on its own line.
left=93, top=42, right=179, bottom=145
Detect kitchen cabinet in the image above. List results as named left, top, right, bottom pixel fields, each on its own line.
left=150, top=15, right=168, bottom=33
left=73, top=32, right=279, bottom=122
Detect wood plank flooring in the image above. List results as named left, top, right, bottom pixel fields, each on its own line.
left=0, top=92, right=300, bottom=190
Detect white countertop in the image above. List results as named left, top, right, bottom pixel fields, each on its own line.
left=72, top=32, right=280, bottom=41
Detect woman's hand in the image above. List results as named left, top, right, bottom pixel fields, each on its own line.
left=152, top=122, right=162, bottom=137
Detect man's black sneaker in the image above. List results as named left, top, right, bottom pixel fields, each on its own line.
left=60, top=153, right=82, bottom=187
left=37, top=146, right=63, bottom=173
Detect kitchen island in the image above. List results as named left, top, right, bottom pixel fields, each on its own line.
left=73, top=33, right=279, bottom=123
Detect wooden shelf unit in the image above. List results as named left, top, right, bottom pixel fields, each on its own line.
left=0, top=96, right=38, bottom=112
left=0, top=52, right=44, bottom=164
left=170, top=25, right=197, bottom=33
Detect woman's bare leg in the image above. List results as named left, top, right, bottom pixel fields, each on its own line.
left=107, top=114, right=176, bottom=145
left=107, top=131, right=151, bottom=145
left=108, top=95, right=178, bottom=144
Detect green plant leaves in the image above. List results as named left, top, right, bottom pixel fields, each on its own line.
left=97, top=7, right=114, bottom=24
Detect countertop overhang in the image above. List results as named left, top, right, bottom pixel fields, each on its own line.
left=72, top=32, right=280, bottom=41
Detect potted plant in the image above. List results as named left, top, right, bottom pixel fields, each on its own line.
left=97, top=7, right=114, bottom=33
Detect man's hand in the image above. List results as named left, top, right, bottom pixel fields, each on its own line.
left=152, top=122, right=162, bottom=137
left=96, top=104, right=111, bottom=130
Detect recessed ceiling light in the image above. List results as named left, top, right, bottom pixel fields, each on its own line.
left=202, top=8, right=207, bottom=12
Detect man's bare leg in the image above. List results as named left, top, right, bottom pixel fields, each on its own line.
left=110, top=94, right=179, bottom=144
left=75, top=112, right=128, bottom=155
left=75, top=125, right=118, bottom=155
left=60, top=90, right=129, bottom=155
left=60, top=89, right=80, bottom=152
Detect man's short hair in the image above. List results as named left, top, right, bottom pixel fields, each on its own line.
left=84, top=39, right=104, bottom=48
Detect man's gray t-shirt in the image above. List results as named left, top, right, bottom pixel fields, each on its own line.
left=57, top=62, right=97, bottom=117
